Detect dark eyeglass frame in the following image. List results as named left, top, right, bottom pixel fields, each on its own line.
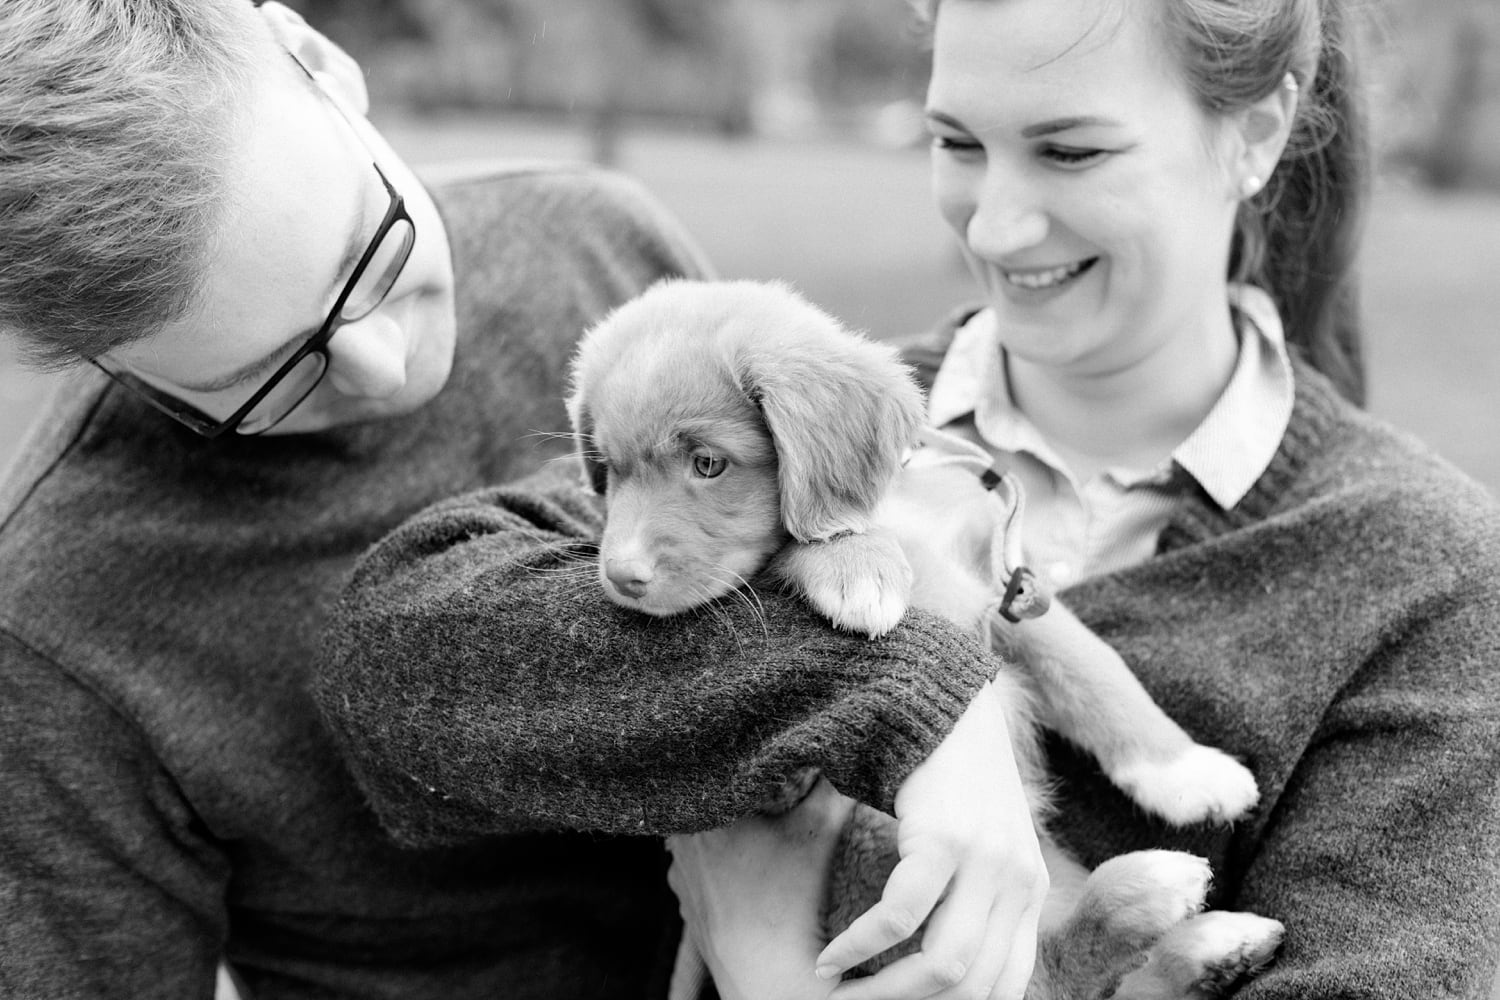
left=91, top=58, right=415, bottom=439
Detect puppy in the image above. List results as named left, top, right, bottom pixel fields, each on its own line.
left=568, top=279, right=1281, bottom=996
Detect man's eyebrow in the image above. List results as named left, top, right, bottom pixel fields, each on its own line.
left=177, top=182, right=372, bottom=395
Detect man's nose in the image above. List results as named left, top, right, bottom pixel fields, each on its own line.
left=325, top=312, right=407, bottom=399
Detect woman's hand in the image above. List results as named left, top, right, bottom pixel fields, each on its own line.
left=666, top=777, right=855, bottom=1000
left=817, top=679, right=1049, bottom=1000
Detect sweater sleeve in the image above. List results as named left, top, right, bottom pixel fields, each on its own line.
left=0, top=629, right=227, bottom=1000
left=314, top=465, right=999, bottom=848
left=1234, top=573, right=1500, bottom=999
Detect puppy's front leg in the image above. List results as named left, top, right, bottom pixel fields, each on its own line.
left=989, top=605, right=1259, bottom=826
left=770, top=530, right=913, bottom=638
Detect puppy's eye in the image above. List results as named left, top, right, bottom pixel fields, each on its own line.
left=692, top=453, right=728, bottom=479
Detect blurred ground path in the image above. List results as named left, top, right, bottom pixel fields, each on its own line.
left=3, top=115, right=1497, bottom=496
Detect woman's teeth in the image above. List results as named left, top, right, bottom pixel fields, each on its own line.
left=1003, top=259, right=1094, bottom=289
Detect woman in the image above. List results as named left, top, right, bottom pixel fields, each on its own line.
left=315, top=0, right=1499, bottom=997
left=668, top=0, right=1500, bottom=997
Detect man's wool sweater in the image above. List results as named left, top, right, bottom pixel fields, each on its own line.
left=318, top=322, right=1500, bottom=999
left=0, top=164, right=780, bottom=1000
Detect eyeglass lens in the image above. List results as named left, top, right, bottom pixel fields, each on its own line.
left=343, top=218, right=415, bottom=321
left=238, top=216, right=414, bottom=433
left=238, top=352, right=330, bottom=434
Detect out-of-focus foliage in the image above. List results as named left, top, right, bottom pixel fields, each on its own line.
left=1373, top=0, right=1500, bottom=189
left=286, top=0, right=1500, bottom=190
left=809, top=0, right=929, bottom=107
left=286, top=0, right=753, bottom=136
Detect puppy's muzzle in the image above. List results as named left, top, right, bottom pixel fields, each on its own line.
left=605, top=557, right=654, bottom=599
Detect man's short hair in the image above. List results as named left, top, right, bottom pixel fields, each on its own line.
left=0, top=0, right=262, bottom=370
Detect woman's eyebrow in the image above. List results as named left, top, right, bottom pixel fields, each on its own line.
left=924, top=109, right=967, bottom=131
left=924, top=108, right=1122, bottom=139
left=1021, top=115, right=1120, bottom=137
left=177, top=182, right=373, bottom=395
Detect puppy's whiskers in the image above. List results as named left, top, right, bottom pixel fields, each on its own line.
left=697, top=567, right=770, bottom=641
left=540, top=567, right=603, bottom=608
left=521, top=428, right=579, bottom=448
left=724, top=583, right=771, bottom=643
left=717, top=568, right=769, bottom=632
left=525, top=549, right=599, bottom=588
left=541, top=451, right=584, bottom=474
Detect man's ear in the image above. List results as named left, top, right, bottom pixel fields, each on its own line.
left=257, top=1, right=370, bottom=116
left=1229, top=73, right=1299, bottom=199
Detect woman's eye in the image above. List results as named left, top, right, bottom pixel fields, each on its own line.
left=692, top=453, right=728, bottom=478
left=1043, top=145, right=1109, bottom=167
left=931, top=134, right=981, bottom=154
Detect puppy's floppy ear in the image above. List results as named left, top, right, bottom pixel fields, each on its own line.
left=565, top=357, right=608, bottom=495
left=734, top=299, right=925, bottom=542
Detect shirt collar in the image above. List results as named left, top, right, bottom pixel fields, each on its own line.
left=927, top=309, right=1062, bottom=467
left=925, top=283, right=1295, bottom=509
left=1175, top=283, right=1295, bottom=508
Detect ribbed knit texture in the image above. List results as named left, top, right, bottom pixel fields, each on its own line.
left=0, top=165, right=716, bottom=1000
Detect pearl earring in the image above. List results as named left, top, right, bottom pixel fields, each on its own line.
left=1241, top=175, right=1263, bottom=199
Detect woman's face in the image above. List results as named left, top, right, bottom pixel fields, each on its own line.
left=927, top=0, right=1241, bottom=378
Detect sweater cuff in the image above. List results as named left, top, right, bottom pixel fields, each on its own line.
left=788, top=609, right=1000, bottom=816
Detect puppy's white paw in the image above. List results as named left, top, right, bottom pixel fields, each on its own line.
left=774, top=532, right=913, bottom=638
left=805, top=574, right=906, bottom=636
left=1080, top=850, right=1212, bottom=946
left=1111, top=745, right=1259, bottom=825
left=1036, top=850, right=1211, bottom=1000
left=1114, top=910, right=1285, bottom=1000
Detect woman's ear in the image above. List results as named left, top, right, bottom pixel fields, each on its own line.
left=1230, top=73, right=1299, bottom=199
left=257, top=1, right=370, bottom=116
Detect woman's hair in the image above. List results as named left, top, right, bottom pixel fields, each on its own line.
left=0, top=0, right=260, bottom=371
left=1164, top=0, right=1368, bottom=403
left=918, top=0, right=1370, bottom=404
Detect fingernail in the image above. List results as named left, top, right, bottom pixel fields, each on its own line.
left=815, top=965, right=840, bottom=980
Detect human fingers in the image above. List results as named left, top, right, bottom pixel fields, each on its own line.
left=825, top=885, right=1043, bottom=1000
left=815, top=847, right=957, bottom=978
left=825, top=949, right=973, bottom=1000
left=823, top=859, right=1031, bottom=1000
left=970, top=886, right=1042, bottom=1000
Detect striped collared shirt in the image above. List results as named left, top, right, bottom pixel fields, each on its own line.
left=925, top=284, right=1294, bottom=588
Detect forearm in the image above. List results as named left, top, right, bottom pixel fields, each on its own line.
left=315, top=468, right=999, bottom=847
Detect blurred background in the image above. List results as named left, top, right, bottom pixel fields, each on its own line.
left=2, top=0, right=1498, bottom=499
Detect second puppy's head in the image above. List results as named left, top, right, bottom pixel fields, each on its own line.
left=568, top=279, right=925, bottom=616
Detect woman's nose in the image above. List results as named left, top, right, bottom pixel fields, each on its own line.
left=325, top=311, right=407, bottom=400
left=966, top=171, right=1049, bottom=260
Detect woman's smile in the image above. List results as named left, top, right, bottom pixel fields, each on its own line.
left=998, top=257, right=1099, bottom=293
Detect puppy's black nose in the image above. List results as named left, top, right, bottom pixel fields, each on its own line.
left=605, top=559, right=653, bottom=599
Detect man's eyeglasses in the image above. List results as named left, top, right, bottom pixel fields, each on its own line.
left=91, top=65, right=415, bottom=438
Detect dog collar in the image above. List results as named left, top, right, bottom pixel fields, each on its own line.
left=907, top=427, right=1051, bottom=622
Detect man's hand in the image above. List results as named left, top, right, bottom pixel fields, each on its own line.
left=817, top=678, right=1048, bottom=1000
left=666, top=778, right=855, bottom=1000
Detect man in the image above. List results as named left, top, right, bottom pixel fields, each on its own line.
left=0, top=2, right=1040, bottom=997
left=0, top=1, right=714, bottom=995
